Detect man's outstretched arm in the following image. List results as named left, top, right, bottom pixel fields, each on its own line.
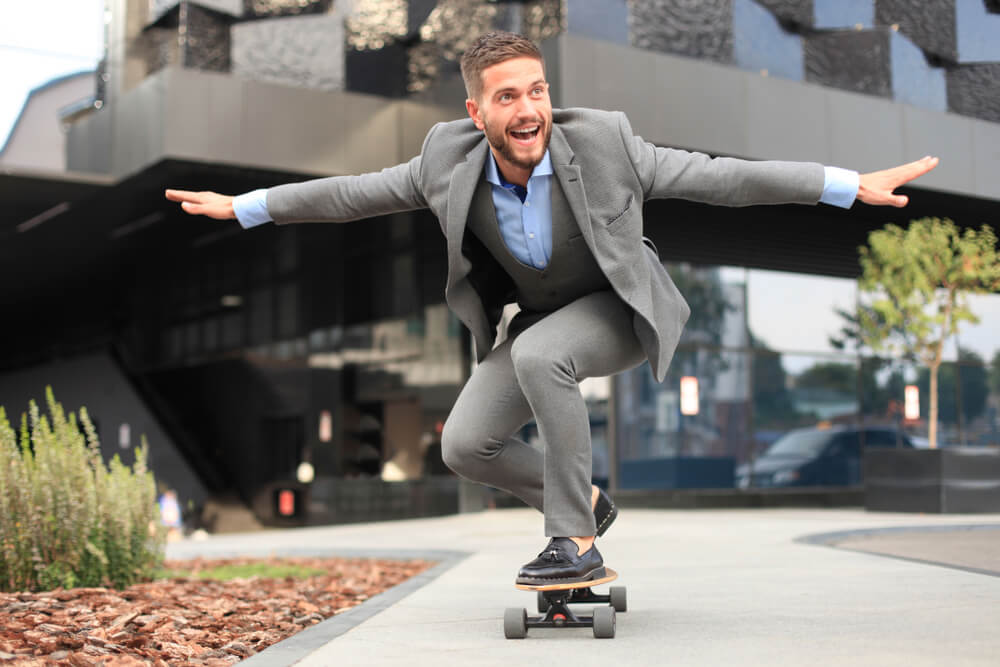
left=619, top=112, right=939, bottom=208
left=165, top=155, right=428, bottom=226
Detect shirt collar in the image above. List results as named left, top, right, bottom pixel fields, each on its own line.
left=484, top=148, right=553, bottom=187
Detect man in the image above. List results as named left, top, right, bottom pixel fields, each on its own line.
left=167, top=31, right=937, bottom=586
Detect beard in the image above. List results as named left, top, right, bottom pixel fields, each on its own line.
left=482, top=115, right=552, bottom=172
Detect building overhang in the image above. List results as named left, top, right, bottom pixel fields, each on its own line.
left=543, top=34, right=1000, bottom=203
left=1, top=167, right=112, bottom=237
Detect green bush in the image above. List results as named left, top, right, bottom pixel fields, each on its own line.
left=0, top=387, right=165, bottom=592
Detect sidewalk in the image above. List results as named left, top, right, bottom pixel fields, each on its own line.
left=167, top=508, right=1000, bottom=666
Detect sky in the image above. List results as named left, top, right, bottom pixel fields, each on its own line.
left=0, top=0, right=106, bottom=149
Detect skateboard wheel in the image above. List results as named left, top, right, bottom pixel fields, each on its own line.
left=504, top=607, right=527, bottom=639
left=609, top=586, right=627, bottom=612
left=592, top=606, right=616, bottom=639
left=537, top=591, right=550, bottom=613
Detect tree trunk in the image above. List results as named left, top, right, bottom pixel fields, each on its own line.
left=929, top=362, right=939, bottom=449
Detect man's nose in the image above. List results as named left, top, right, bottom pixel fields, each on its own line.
left=514, top=95, right=534, bottom=116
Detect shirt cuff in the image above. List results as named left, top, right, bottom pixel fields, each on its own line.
left=820, top=166, right=859, bottom=209
left=232, top=189, right=272, bottom=228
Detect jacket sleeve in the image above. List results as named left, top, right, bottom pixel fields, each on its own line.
left=618, top=112, right=825, bottom=207
left=264, top=156, right=427, bottom=224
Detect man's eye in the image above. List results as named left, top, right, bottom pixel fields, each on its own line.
left=500, top=94, right=512, bottom=102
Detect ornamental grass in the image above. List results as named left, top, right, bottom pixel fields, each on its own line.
left=0, top=387, right=165, bottom=592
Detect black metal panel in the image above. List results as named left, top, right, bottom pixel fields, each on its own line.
left=346, top=41, right=410, bottom=97
left=944, top=447, right=1000, bottom=481
left=805, top=29, right=890, bottom=97
left=182, top=3, right=233, bottom=72
left=242, top=0, right=331, bottom=19
left=150, top=0, right=182, bottom=25
left=629, top=0, right=734, bottom=65
left=988, top=0, right=1000, bottom=12
left=754, top=0, right=813, bottom=29
left=408, top=0, right=439, bottom=35
left=947, top=63, right=1000, bottom=124
left=864, top=448, right=1000, bottom=513
left=875, top=0, right=957, bottom=62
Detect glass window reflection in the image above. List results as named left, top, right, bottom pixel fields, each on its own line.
left=748, top=269, right=856, bottom=355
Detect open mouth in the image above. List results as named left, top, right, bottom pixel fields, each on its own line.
left=509, top=125, right=540, bottom=144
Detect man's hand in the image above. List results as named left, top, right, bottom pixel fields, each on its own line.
left=857, top=156, right=939, bottom=207
left=165, top=189, right=236, bottom=220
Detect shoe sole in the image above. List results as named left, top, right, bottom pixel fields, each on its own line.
left=515, top=565, right=608, bottom=587
left=595, top=494, right=617, bottom=537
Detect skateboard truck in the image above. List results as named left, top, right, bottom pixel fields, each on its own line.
left=505, top=568, right=626, bottom=639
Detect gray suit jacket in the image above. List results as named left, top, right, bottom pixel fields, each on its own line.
left=267, top=108, right=825, bottom=381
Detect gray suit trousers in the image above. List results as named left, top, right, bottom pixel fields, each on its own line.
left=441, top=290, right=645, bottom=537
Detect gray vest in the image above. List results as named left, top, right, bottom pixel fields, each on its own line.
left=466, top=177, right=611, bottom=314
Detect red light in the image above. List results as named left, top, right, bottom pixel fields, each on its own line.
left=278, top=489, right=295, bottom=516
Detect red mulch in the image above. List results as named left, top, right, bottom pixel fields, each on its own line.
left=0, top=556, right=435, bottom=666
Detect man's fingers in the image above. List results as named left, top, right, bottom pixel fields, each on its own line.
left=165, top=189, right=235, bottom=219
left=165, top=189, right=213, bottom=204
left=890, top=156, right=938, bottom=185
left=166, top=189, right=201, bottom=203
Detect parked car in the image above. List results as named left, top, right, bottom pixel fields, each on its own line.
left=736, top=426, right=915, bottom=488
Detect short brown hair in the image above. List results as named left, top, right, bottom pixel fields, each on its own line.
left=460, top=31, right=544, bottom=101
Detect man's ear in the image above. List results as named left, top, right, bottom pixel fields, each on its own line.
left=466, top=99, right=485, bottom=131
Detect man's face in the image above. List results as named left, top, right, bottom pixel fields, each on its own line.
left=466, top=56, right=552, bottom=183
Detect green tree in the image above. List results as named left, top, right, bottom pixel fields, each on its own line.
left=917, top=349, right=989, bottom=431
left=856, top=218, right=1000, bottom=447
left=750, top=339, right=800, bottom=428
left=796, top=362, right=856, bottom=395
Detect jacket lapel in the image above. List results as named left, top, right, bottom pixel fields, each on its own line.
left=548, top=126, right=597, bottom=255
left=445, top=139, right=490, bottom=293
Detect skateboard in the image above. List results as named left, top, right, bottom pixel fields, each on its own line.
left=504, top=568, right=626, bottom=639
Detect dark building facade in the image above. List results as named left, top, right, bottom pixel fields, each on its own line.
left=2, top=0, right=1000, bottom=524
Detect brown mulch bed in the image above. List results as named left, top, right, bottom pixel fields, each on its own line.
left=0, top=556, right=435, bottom=666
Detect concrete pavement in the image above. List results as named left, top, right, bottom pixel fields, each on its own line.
left=167, top=507, right=1000, bottom=666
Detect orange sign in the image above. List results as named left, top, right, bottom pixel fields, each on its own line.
left=278, top=489, right=296, bottom=516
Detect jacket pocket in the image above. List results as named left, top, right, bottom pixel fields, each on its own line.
left=603, top=194, right=634, bottom=233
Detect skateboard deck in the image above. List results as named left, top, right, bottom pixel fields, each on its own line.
left=505, top=568, right=625, bottom=639
left=515, top=567, right=618, bottom=591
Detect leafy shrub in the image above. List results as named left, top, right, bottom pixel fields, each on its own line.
left=0, top=387, right=165, bottom=591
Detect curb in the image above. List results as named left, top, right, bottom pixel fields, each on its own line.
left=164, top=546, right=469, bottom=666
left=795, top=522, right=1000, bottom=578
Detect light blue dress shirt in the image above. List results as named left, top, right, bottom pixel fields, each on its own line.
left=233, top=157, right=861, bottom=268
left=483, top=150, right=554, bottom=269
